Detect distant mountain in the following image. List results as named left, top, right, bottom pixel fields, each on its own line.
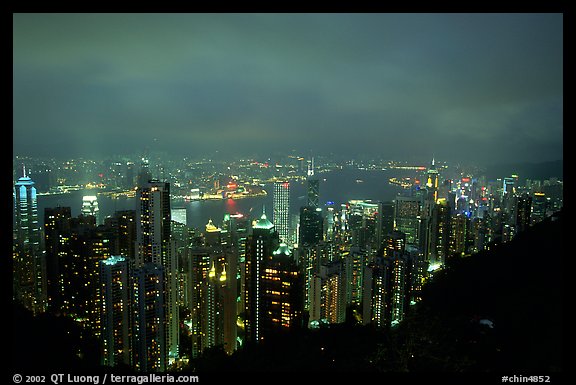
left=483, top=159, right=563, bottom=181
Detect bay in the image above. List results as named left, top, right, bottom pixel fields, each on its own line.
left=36, top=169, right=420, bottom=230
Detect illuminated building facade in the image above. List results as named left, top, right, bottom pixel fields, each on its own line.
left=531, top=192, right=548, bottom=225
left=307, top=179, right=320, bottom=209
left=346, top=200, right=382, bottom=251
left=394, top=196, right=421, bottom=245
left=183, top=247, right=211, bottom=358
left=273, top=180, right=291, bottom=245
left=261, top=244, right=304, bottom=337
left=132, top=263, right=166, bottom=372
left=100, top=255, right=131, bottom=367
left=135, top=180, right=179, bottom=364
left=449, top=214, right=469, bottom=258
left=345, top=246, right=366, bottom=307
left=244, top=212, right=278, bottom=343
left=299, top=206, right=323, bottom=246
left=363, top=231, right=412, bottom=328
left=44, top=206, right=72, bottom=313
left=426, top=158, right=439, bottom=202
left=82, top=195, right=100, bottom=224
left=514, top=194, right=532, bottom=235
left=14, top=170, right=47, bottom=315
left=108, top=210, right=137, bottom=261
left=171, top=207, right=187, bottom=226
left=309, top=260, right=345, bottom=326
left=202, top=258, right=229, bottom=352
left=307, top=157, right=320, bottom=209
left=223, top=212, right=249, bottom=319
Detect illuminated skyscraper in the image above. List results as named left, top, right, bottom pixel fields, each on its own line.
left=244, top=212, right=278, bottom=343
left=222, top=212, right=249, bottom=318
left=345, top=246, right=366, bottom=307
left=394, top=196, right=421, bottom=245
left=44, top=206, right=72, bottom=313
left=449, top=214, right=469, bottom=258
left=183, top=247, right=211, bottom=358
left=514, top=194, right=532, bottom=235
left=273, top=181, right=291, bottom=244
left=100, top=255, right=131, bottom=367
left=430, top=198, right=451, bottom=266
left=363, top=231, right=412, bottom=328
left=380, top=201, right=395, bottom=239
left=307, top=157, right=320, bottom=209
left=531, top=192, right=548, bottom=225
left=111, top=210, right=137, bottom=261
left=202, top=258, right=229, bottom=352
left=260, top=243, right=304, bottom=337
left=135, top=180, right=179, bottom=364
left=309, top=260, right=345, bottom=327
left=426, top=157, right=439, bottom=202
left=14, top=168, right=47, bottom=315
left=171, top=207, right=187, bottom=226
left=81, top=195, right=100, bottom=224
left=132, top=263, right=166, bottom=372
left=299, top=206, right=323, bottom=246
left=205, top=219, right=222, bottom=247
left=346, top=200, right=382, bottom=250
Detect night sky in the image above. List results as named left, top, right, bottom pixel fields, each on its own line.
left=13, top=13, right=563, bottom=164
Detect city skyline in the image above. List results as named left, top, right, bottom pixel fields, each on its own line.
left=13, top=13, right=563, bottom=165
left=11, top=11, right=564, bottom=376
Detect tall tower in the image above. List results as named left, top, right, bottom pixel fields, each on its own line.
left=135, top=179, right=179, bottom=365
left=426, top=157, right=439, bottom=202
left=81, top=195, right=100, bottom=224
left=244, top=211, right=278, bottom=344
left=261, top=244, right=303, bottom=336
left=273, top=180, right=291, bottom=245
left=307, top=158, right=320, bottom=209
left=394, top=196, right=421, bottom=245
left=131, top=263, right=166, bottom=372
left=514, top=193, right=532, bottom=235
left=14, top=167, right=47, bottom=315
left=44, top=206, right=72, bottom=313
left=100, top=255, right=131, bottom=367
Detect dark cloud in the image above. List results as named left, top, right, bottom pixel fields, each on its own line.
left=13, top=13, right=563, bottom=164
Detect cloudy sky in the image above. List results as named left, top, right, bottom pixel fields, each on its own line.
left=13, top=13, right=563, bottom=164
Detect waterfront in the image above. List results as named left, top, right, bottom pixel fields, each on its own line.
left=36, top=168, right=419, bottom=230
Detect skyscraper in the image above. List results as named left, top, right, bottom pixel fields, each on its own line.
left=514, top=194, right=532, bottom=235
left=299, top=206, right=323, bottom=247
left=244, top=212, right=278, bottom=344
left=426, top=158, right=439, bottom=202
left=100, top=255, right=131, bottom=367
left=44, top=206, right=72, bottom=313
left=309, top=260, right=345, bottom=326
left=273, top=181, right=291, bottom=245
left=307, top=158, right=320, bottom=209
left=363, top=231, right=412, bottom=328
left=135, top=180, right=179, bottom=365
left=261, top=244, right=303, bottom=336
left=81, top=195, right=100, bottom=224
left=14, top=168, right=46, bottom=315
left=132, top=263, right=166, bottom=372
left=394, top=196, right=421, bottom=245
